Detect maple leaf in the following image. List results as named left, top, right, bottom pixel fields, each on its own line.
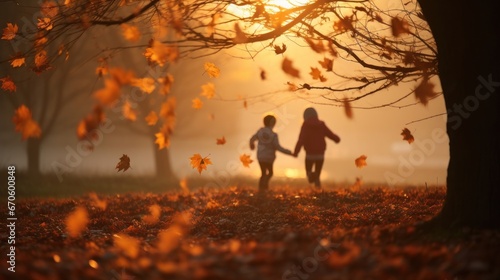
left=116, top=154, right=131, bottom=172
left=344, top=98, right=353, bottom=119
left=318, top=58, right=333, bottom=71
left=93, top=79, right=121, bottom=107
left=333, top=15, right=355, bottom=33
left=216, top=136, right=226, bottom=145
left=190, top=153, right=212, bottom=174
left=122, top=100, right=137, bottom=121
left=0, top=76, right=16, bottom=92
left=233, top=23, right=248, bottom=43
left=355, top=155, right=367, bottom=168
left=65, top=206, right=88, bottom=238
left=274, top=43, right=287, bottom=55
left=37, top=17, right=53, bottom=31
left=282, top=57, right=300, bottom=78
left=113, top=234, right=140, bottom=259
left=131, top=77, right=155, bottom=93
left=32, top=50, right=51, bottom=74
left=200, top=82, right=215, bottom=99
left=155, top=130, right=170, bottom=150
left=414, top=78, right=437, bottom=106
left=287, top=81, right=298, bottom=91
left=144, top=40, right=179, bottom=66
left=121, top=24, right=141, bottom=42
left=145, top=111, right=158, bottom=126
left=391, top=17, right=410, bottom=37
left=10, top=56, right=26, bottom=68
left=240, top=153, right=253, bottom=167
left=309, top=67, right=327, bottom=82
left=204, top=62, right=220, bottom=78
left=88, top=192, right=107, bottom=211
left=158, top=73, right=174, bottom=95
left=12, top=105, right=42, bottom=140
left=77, top=105, right=105, bottom=142
left=192, top=97, right=203, bottom=109
left=401, top=128, right=415, bottom=144
left=305, top=38, right=326, bottom=53
left=41, top=0, right=59, bottom=18
left=1, top=23, right=18, bottom=40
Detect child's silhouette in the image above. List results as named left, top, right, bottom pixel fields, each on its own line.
left=250, top=115, right=293, bottom=191
left=293, top=107, right=340, bottom=188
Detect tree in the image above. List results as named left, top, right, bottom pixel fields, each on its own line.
left=1, top=0, right=497, bottom=228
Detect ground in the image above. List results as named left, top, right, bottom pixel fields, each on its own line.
left=1, top=178, right=500, bottom=280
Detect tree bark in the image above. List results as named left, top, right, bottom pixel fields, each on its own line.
left=418, top=0, right=500, bottom=228
left=26, top=137, right=41, bottom=176
left=153, top=146, right=177, bottom=181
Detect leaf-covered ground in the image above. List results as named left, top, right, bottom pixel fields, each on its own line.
left=2, top=186, right=500, bottom=280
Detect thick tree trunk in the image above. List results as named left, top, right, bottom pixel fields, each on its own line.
left=153, top=143, right=177, bottom=181
left=26, top=137, right=41, bottom=176
left=418, top=0, right=500, bottom=228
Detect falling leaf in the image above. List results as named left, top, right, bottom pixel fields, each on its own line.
left=144, top=40, right=179, bottom=66
left=77, top=105, right=105, bottom=142
left=240, top=153, right=253, bottom=167
left=113, top=234, right=140, bottom=258
left=243, top=99, right=248, bottom=109
left=200, top=82, right=215, bottom=99
left=414, top=78, right=437, bottom=106
left=309, top=67, right=327, bottom=82
left=391, top=17, right=410, bottom=37
left=282, top=57, right=300, bottom=78
left=204, top=62, right=220, bottom=78
left=41, top=0, right=59, bottom=18
left=355, top=155, right=367, bottom=168
left=260, top=69, right=266, bottom=80
left=192, top=97, right=203, bottom=109
left=37, top=17, right=53, bottom=31
left=11, top=56, right=26, bottom=68
left=33, top=50, right=51, bottom=74
left=179, top=178, right=189, bottom=195
left=158, top=73, right=174, bottom=95
left=93, top=79, right=121, bottom=107
left=131, top=77, right=155, bottom=93
left=1, top=76, right=16, bottom=92
left=143, top=204, right=161, bottom=225
left=318, top=58, right=333, bottom=71
left=216, top=136, right=226, bottom=145
left=155, top=131, right=170, bottom=150
left=305, top=38, right=326, bottom=53
left=1, top=23, right=18, bottom=40
left=116, top=154, right=131, bottom=172
left=287, top=81, right=298, bottom=91
left=274, top=43, right=287, bottom=55
left=344, top=98, right=353, bottom=119
left=12, top=105, right=41, bottom=140
left=190, top=153, right=212, bottom=174
left=122, top=100, right=137, bottom=121
left=401, top=128, right=415, bottom=144
left=333, top=15, right=355, bottom=33
left=65, top=206, right=88, bottom=238
left=121, top=24, right=141, bottom=42
left=233, top=23, right=248, bottom=43
left=145, top=111, right=158, bottom=126
left=206, top=13, right=220, bottom=37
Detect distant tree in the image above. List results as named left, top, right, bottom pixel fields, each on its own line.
left=2, top=0, right=498, bottom=227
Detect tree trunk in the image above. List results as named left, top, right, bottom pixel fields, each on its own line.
left=418, top=0, right=500, bottom=228
left=27, top=137, right=41, bottom=176
left=153, top=143, right=177, bottom=181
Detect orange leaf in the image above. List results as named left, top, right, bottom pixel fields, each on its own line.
left=391, top=17, right=410, bottom=37
left=318, top=57, right=333, bottom=71
left=142, top=204, right=161, bottom=225
left=1, top=23, right=18, bottom=40
left=309, top=67, right=327, bottom=82
left=116, top=154, right=131, bottom=172
left=122, top=100, right=137, bottom=121
left=144, top=40, right=179, bottom=66
left=190, top=153, right=212, bottom=174
left=33, top=50, right=51, bottom=74
left=65, top=206, right=88, bottom=238
left=37, top=17, right=53, bottom=31
left=93, top=79, right=121, bottom=107
left=145, top=111, right=158, bottom=126
left=10, top=56, right=26, bottom=68
left=343, top=98, right=353, bottom=119
left=41, top=0, right=59, bottom=18
left=158, top=73, right=174, bottom=95
left=240, top=153, right=253, bottom=167
left=12, top=105, right=41, bottom=140
left=355, top=155, right=367, bottom=168
left=155, top=131, right=170, bottom=150
left=216, top=136, right=226, bottom=145
left=282, top=57, right=300, bottom=78
left=414, top=78, right=437, bottom=106
left=76, top=105, right=105, bottom=142
left=305, top=38, right=326, bottom=53
left=131, top=77, right=155, bottom=93
left=121, top=24, right=141, bottom=42
left=200, top=82, right=215, bottom=99
left=274, top=43, right=287, bottom=55
left=204, top=62, right=220, bottom=78
left=192, top=97, right=203, bottom=109
left=0, top=76, right=16, bottom=92
left=401, top=128, right=415, bottom=144
left=260, top=69, right=266, bottom=80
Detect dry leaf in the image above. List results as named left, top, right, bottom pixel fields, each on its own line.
left=1, top=76, right=16, bottom=92
left=1, top=23, right=18, bottom=40
left=190, top=153, right=212, bottom=174
left=343, top=98, right=353, bottom=119
left=282, top=57, right=300, bottom=78
left=116, top=154, right=131, bottom=172
left=12, top=105, right=41, bottom=140
left=143, top=204, right=161, bottom=225
left=192, top=97, right=203, bottom=109
left=122, top=100, right=137, bottom=121
left=305, top=38, right=326, bottom=53
left=260, top=69, right=266, bottom=80
left=158, top=73, right=174, bottom=95
left=391, top=17, right=410, bottom=37
left=204, top=62, right=220, bottom=78
left=77, top=105, right=105, bottom=142
left=33, top=50, right=51, bottom=74
left=155, top=131, right=170, bottom=150
left=88, top=192, right=107, bottom=211
left=65, top=206, right=88, bottom=238
left=200, top=82, right=215, bottom=99
left=37, top=17, right=53, bottom=31
left=93, top=79, right=121, bottom=106
left=274, top=43, right=287, bottom=55
left=233, top=23, right=248, bottom=43
left=216, top=136, right=226, bottom=145
left=113, top=234, right=140, bottom=258
left=309, top=67, right=327, bottom=82
left=144, top=40, right=179, bottom=66
left=41, top=0, right=59, bottom=18
left=240, top=153, right=253, bottom=167
left=10, top=56, right=26, bottom=68
left=401, top=128, right=415, bottom=144
left=145, top=111, right=159, bottom=126
left=318, top=58, right=333, bottom=71
left=414, top=78, right=437, bottom=106
left=121, top=24, right=141, bottom=42
left=131, top=77, right=155, bottom=94
left=355, top=155, right=367, bottom=168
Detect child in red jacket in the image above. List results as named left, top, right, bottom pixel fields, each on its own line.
left=293, top=107, right=340, bottom=188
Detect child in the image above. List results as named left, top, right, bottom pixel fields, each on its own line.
left=250, top=115, right=293, bottom=191
left=293, top=107, right=340, bottom=188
